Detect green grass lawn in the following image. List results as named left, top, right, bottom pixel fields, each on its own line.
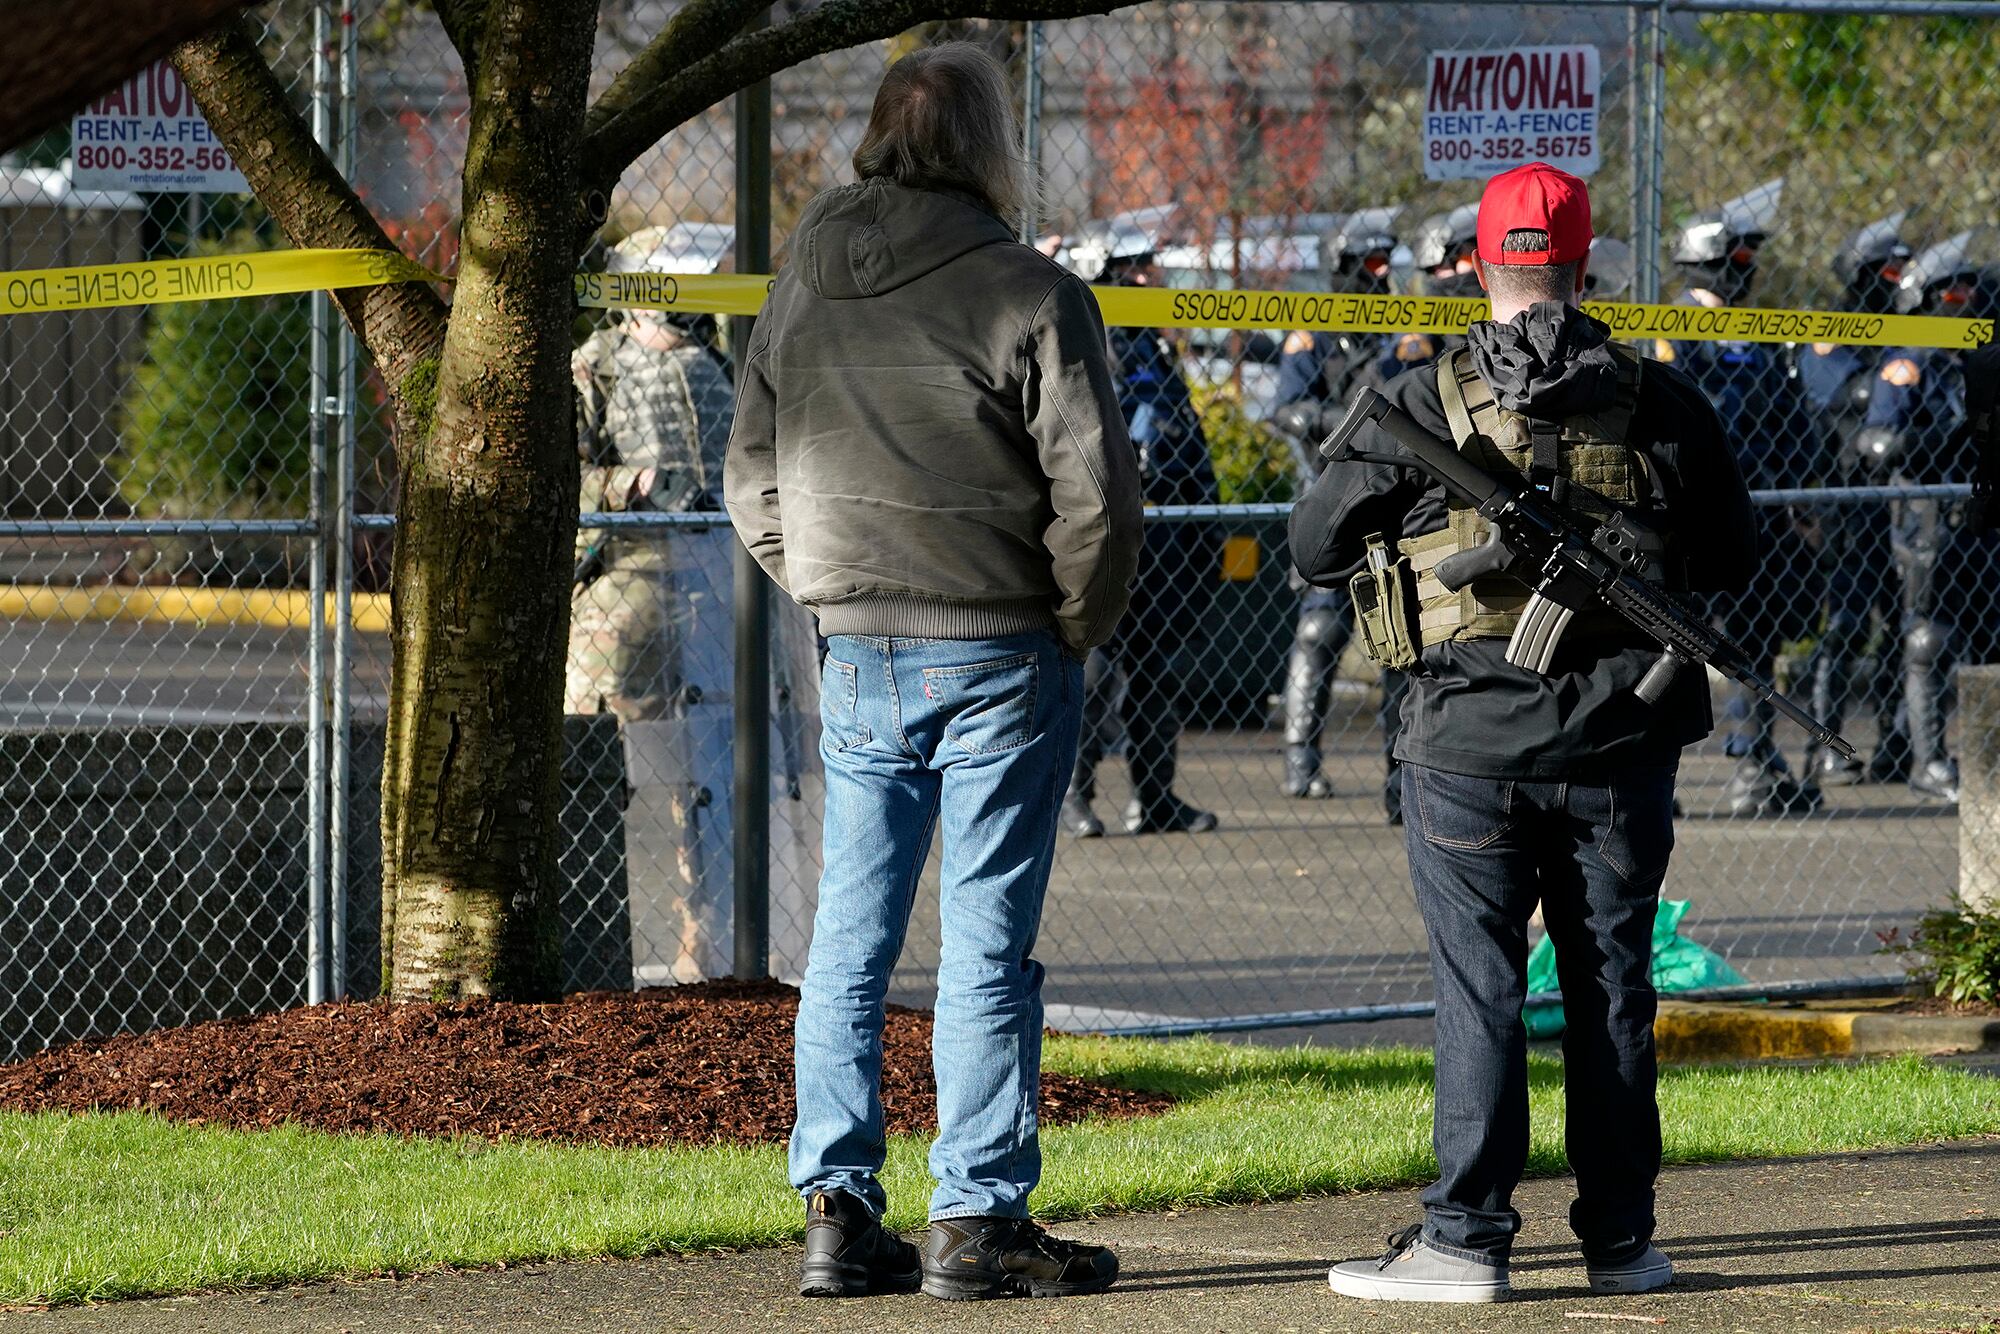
left=2, top=1037, right=1996, bottom=1306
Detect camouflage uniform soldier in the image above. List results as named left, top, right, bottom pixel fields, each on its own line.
left=566, top=229, right=737, bottom=980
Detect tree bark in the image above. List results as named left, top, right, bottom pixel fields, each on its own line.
left=0, top=0, right=251, bottom=150
left=382, top=0, right=597, bottom=1002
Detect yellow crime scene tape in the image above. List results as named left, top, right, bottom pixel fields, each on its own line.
left=1, top=248, right=1992, bottom=349
left=0, top=248, right=437, bottom=316
left=582, top=271, right=1997, bottom=350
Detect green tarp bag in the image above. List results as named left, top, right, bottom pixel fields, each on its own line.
left=1522, top=899, right=1747, bottom=1039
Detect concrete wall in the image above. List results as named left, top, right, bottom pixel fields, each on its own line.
left=1962, top=665, right=1999, bottom=914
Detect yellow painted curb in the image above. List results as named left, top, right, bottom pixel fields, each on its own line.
left=1655, top=1001, right=1857, bottom=1063
left=0, top=585, right=392, bottom=633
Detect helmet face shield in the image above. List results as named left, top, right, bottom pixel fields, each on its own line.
left=1893, top=230, right=1992, bottom=314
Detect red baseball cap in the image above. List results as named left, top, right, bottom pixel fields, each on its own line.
left=1476, top=163, right=1592, bottom=266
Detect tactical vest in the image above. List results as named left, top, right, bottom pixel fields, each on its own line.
left=1399, top=344, right=1648, bottom=647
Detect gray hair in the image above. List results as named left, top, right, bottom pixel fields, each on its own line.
left=852, top=42, right=1037, bottom=225
left=1485, top=228, right=1584, bottom=305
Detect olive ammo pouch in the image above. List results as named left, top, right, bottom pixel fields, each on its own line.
left=1348, top=533, right=1422, bottom=671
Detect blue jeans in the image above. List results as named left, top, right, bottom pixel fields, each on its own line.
left=1403, top=762, right=1674, bottom=1265
left=790, top=631, right=1083, bottom=1221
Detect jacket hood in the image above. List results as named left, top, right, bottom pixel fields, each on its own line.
left=1466, top=301, right=1621, bottom=418
left=792, top=179, right=1014, bottom=299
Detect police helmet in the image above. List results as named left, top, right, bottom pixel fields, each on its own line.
left=1413, top=203, right=1481, bottom=273
left=1064, top=205, right=1178, bottom=282
left=609, top=222, right=735, bottom=337
left=1583, top=236, right=1635, bottom=299
left=1893, top=230, right=1995, bottom=316
left=1328, top=205, right=1408, bottom=288
left=1672, top=177, right=1784, bottom=266
left=1833, top=212, right=1911, bottom=284
left=611, top=222, right=735, bottom=275
left=1835, top=213, right=1912, bottom=315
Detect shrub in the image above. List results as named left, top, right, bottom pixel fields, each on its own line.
left=1192, top=380, right=1296, bottom=505
left=118, top=235, right=312, bottom=522
left=1879, top=900, right=2000, bottom=1006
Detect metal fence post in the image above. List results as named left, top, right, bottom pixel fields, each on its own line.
left=732, top=12, right=774, bottom=982
left=1640, top=0, right=1668, bottom=303
left=1626, top=3, right=1644, bottom=266
left=328, top=0, right=360, bottom=1000
left=1022, top=20, right=1044, bottom=244
left=303, top=0, right=337, bottom=1006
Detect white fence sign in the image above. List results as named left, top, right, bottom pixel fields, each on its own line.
left=69, top=62, right=248, bottom=194
left=1423, top=45, right=1601, bottom=182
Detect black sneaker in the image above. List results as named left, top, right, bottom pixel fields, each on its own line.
left=799, top=1189, right=922, bottom=1298
left=921, top=1216, right=1119, bottom=1300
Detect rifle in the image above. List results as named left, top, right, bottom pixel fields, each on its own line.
left=1320, top=387, right=1856, bottom=760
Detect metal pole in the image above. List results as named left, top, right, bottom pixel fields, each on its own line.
left=1021, top=21, right=1044, bottom=244
left=731, top=12, right=773, bottom=982
left=304, top=0, right=335, bottom=1006
left=328, top=0, right=359, bottom=1000
left=1626, top=4, right=1644, bottom=265
left=1641, top=0, right=1668, bottom=303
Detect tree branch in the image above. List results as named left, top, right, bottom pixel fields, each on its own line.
left=582, top=0, right=770, bottom=144
left=171, top=16, right=448, bottom=389
left=1, top=0, right=251, bottom=150
left=580, top=0, right=1126, bottom=203
left=432, top=0, right=490, bottom=78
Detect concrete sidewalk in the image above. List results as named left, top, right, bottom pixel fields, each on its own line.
left=10, top=1138, right=1997, bottom=1333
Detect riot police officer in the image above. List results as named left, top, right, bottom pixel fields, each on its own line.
left=1661, top=179, right=1822, bottom=817
left=1414, top=202, right=1483, bottom=298
left=1063, top=238, right=1221, bottom=836
left=1370, top=201, right=1483, bottom=378
left=1272, top=208, right=1408, bottom=811
left=1852, top=236, right=1999, bottom=801
left=1795, top=214, right=1912, bottom=787
left=1273, top=207, right=1403, bottom=413
left=1583, top=236, right=1635, bottom=299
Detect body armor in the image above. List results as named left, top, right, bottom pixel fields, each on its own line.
left=1391, top=344, right=1648, bottom=649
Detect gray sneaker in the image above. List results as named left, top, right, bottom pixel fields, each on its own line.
left=1586, top=1244, right=1673, bottom=1294
left=1327, top=1224, right=1509, bottom=1303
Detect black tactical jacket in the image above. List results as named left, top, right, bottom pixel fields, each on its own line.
left=1288, top=304, right=1759, bottom=780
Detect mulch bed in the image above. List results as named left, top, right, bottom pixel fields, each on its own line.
left=0, top=980, right=1171, bottom=1149
left=1877, top=996, right=2000, bottom=1018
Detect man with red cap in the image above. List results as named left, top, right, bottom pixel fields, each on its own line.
left=1292, top=164, right=1757, bottom=1303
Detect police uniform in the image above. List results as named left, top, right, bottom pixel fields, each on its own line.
left=1658, top=178, right=1824, bottom=817
left=1794, top=215, right=1910, bottom=786
left=1301, top=165, right=1758, bottom=1299
left=566, top=324, right=735, bottom=720
left=1065, top=310, right=1222, bottom=835
left=1272, top=207, right=1416, bottom=813
left=1849, top=241, right=2000, bottom=801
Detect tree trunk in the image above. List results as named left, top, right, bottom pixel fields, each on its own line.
left=382, top=0, right=598, bottom=1002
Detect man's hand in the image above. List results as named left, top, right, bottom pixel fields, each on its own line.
left=627, top=467, right=658, bottom=508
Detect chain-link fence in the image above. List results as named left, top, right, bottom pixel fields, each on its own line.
left=3, top=0, right=1996, bottom=1060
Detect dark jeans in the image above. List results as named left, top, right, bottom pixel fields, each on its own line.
left=1403, top=761, right=1674, bottom=1265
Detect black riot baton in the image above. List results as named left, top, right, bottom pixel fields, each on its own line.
left=1321, top=387, right=1857, bottom=761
